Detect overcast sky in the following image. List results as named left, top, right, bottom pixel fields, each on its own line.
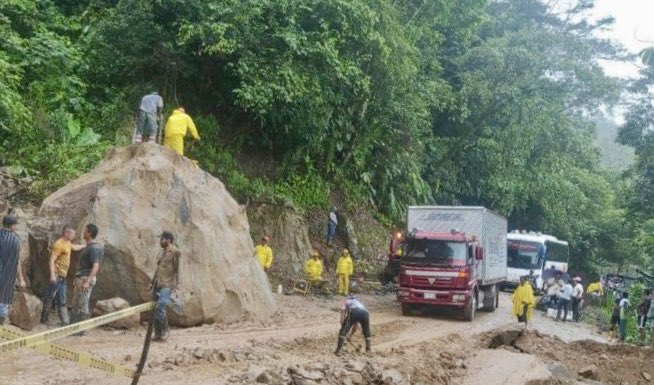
left=590, top=0, right=654, bottom=78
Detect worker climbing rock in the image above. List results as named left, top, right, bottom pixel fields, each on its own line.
left=326, top=207, right=338, bottom=245
left=512, top=275, right=535, bottom=326
left=336, top=248, right=354, bottom=296
left=254, top=235, right=273, bottom=273
left=163, top=107, right=200, bottom=156
left=305, top=251, right=324, bottom=283
left=135, top=91, right=163, bottom=144
left=335, top=295, right=371, bottom=355
left=148, top=231, right=180, bottom=342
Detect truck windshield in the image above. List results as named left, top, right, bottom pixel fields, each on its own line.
left=402, top=239, right=467, bottom=266
left=507, top=240, right=543, bottom=270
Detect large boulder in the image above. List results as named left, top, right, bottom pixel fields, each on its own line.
left=29, top=144, right=275, bottom=326
left=9, top=292, right=43, bottom=331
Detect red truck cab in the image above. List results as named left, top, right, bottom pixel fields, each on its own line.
left=397, top=230, right=487, bottom=321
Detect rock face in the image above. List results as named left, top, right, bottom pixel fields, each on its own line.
left=247, top=203, right=312, bottom=275
left=93, top=297, right=139, bottom=329
left=29, top=144, right=275, bottom=326
left=9, top=292, right=43, bottom=331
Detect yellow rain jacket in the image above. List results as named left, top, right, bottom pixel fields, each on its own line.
left=336, top=255, right=353, bottom=276
left=163, top=109, right=200, bottom=156
left=586, top=281, right=603, bottom=295
left=304, top=258, right=323, bottom=282
left=254, top=244, right=273, bottom=270
left=512, top=281, right=535, bottom=321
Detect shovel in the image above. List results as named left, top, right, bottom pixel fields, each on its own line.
left=346, top=337, right=362, bottom=353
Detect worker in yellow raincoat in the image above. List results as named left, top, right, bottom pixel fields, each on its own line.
left=586, top=281, right=603, bottom=296
left=336, top=249, right=354, bottom=296
left=512, top=276, right=535, bottom=325
left=163, top=107, right=200, bottom=156
left=254, top=236, right=273, bottom=272
left=305, top=251, right=324, bottom=283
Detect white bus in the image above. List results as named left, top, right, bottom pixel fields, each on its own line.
left=502, top=231, right=570, bottom=292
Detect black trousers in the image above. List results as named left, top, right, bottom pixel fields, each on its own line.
left=572, top=298, right=581, bottom=322
left=336, top=308, right=371, bottom=352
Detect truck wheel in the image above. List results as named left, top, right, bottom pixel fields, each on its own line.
left=482, top=284, right=497, bottom=312
left=401, top=303, right=415, bottom=316
left=464, top=294, right=476, bottom=321
left=495, top=285, right=500, bottom=308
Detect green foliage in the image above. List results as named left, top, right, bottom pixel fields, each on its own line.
left=0, top=0, right=648, bottom=275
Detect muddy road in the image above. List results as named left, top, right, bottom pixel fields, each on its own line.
left=1, top=293, right=642, bottom=385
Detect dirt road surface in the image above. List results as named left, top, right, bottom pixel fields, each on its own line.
left=1, top=293, right=650, bottom=385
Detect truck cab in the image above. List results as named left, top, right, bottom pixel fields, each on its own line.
left=397, top=230, right=485, bottom=320
left=396, top=206, right=507, bottom=322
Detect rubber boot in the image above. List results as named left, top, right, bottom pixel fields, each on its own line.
left=365, top=337, right=372, bottom=352
left=73, top=313, right=89, bottom=336
left=40, top=299, right=52, bottom=324
left=334, top=335, right=345, bottom=355
left=152, top=319, right=162, bottom=341
left=160, top=318, right=170, bottom=341
left=58, top=306, right=70, bottom=326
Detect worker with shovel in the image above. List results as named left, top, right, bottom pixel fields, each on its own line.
left=334, top=295, right=371, bottom=355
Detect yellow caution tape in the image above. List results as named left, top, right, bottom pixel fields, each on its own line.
left=0, top=301, right=155, bottom=355
left=0, top=326, right=136, bottom=378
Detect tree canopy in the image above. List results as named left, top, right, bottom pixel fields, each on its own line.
left=0, top=0, right=650, bottom=273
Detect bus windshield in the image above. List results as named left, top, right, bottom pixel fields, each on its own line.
left=545, top=240, right=569, bottom=263
left=507, top=240, right=544, bottom=270
left=402, top=239, right=468, bottom=266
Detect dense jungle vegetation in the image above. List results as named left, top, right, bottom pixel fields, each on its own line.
left=1, top=0, right=653, bottom=274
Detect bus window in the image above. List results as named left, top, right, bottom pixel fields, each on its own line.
left=507, top=240, right=544, bottom=270
left=545, top=241, right=569, bottom=263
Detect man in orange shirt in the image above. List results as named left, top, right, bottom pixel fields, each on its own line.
left=40, top=225, right=84, bottom=325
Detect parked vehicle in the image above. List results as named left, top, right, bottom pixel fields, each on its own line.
left=501, top=231, right=569, bottom=293
left=396, top=206, right=508, bottom=321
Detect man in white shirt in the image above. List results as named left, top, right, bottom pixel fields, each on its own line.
left=544, top=271, right=564, bottom=312
left=556, top=280, right=573, bottom=321
left=571, top=277, right=584, bottom=322
left=619, top=293, right=630, bottom=342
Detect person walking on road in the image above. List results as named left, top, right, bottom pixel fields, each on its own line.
left=571, top=276, right=584, bottom=322
left=254, top=235, right=273, bottom=273
left=135, top=92, right=164, bottom=144
left=326, top=207, right=338, bottom=246
left=40, top=225, right=84, bottom=325
left=556, top=280, right=573, bottom=321
left=637, top=289, right=652, bottom=345
left=512, top=276, right=535, bottom=326
left=334, top=295, right=371, bottom=355
left=0, top=215, right=26, bottom=325
left=71, top=224, right=103, bottom=331
left=608, top=295, right=621, bottom=341
left=336, top=249, right=354, bottom=296
left=619, top=292, right=630, bottom=342
left=148, top=231, right=180, bottom=342
left=163, top=107, right=200, bottom=156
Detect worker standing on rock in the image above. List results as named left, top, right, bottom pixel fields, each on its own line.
left=305, top=251, right=324, bottom=283
left=135, top=91, right=164, bottom=144
left=40, top=225, right=84, bottom=326
left=336, top=249, right=354, bottom=296
left=71, top=224, right=103, bottom=331
left=163, top=107, right=200, bottom=156
left=0, top=215, right=26, bottom=325
left=511, top=276, right=535, bottom=326
left=326, top=207, right=338, bottom=246
left=335, top=295, right=371, bottom=355
left=254, top=235, right=273, bottom=273
left=148, top=231, right=181, bottom=342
